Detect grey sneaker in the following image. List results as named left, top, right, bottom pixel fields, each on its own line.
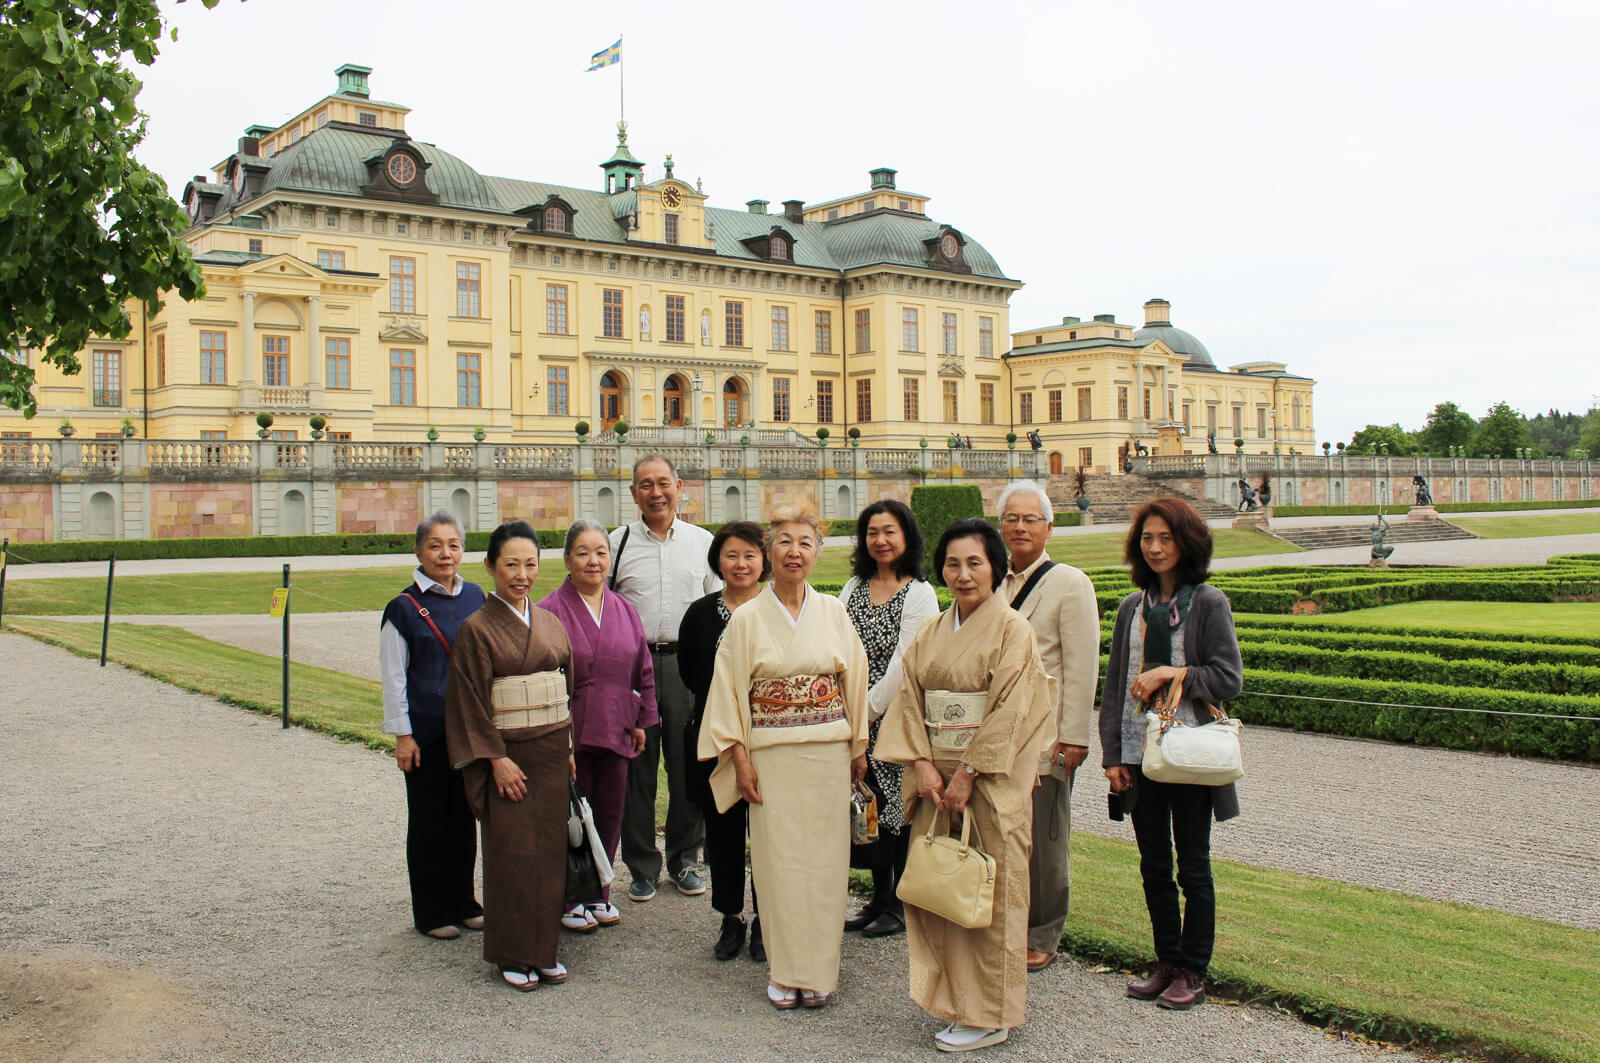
left=627, top=877, right=657, bottom=903
left=672, top=867, right=707, bottom=896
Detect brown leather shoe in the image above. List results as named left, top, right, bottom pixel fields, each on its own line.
left=1157, top=968, right=1206, bottom=1010
left=1026, top=949, right=1056, bottom=972
left=1126, top=962, right=1178, bottom=1000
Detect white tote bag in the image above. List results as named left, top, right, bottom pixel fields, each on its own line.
left=1140, top=668, right=1244, bottom=786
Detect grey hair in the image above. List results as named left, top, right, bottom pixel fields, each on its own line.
left=631, top=452, right=678, bottom=482
left=414, top=509, right=465, bottom=549
left=996, top=480, right=1054, bottom=525
left=563, top=518, right=610, bottom=557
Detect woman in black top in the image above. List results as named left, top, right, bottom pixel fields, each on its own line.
left=680, top=521, right=769, bottom=961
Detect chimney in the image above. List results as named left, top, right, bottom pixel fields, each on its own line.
left=192, top=175, right=208, bottom=184
left=782, top=200, right=804, bottom=224
left=238, top=135, right=260, bottom=157
left=746, top=199, right=769, bottom=215
left=1061, top=316, right=1080, bottom=326
left=1093, top=313, right=1116, bottom=324
left=1143, top=298, right=1171, bottom=327
left=869, top=167, right=897, bottom=190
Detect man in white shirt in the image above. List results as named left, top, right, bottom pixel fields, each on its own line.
left=998, top=481, right=1101, bottom=972
left=610, top=454, right=721, bottom=901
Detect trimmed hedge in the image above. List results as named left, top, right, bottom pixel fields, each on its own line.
left=1232, top=669, right=1600, bottom=762
left=1229, top=617, right=1600, bottom=648
left=1231, top=626, right=1600, bottom=666
left=1234, top=641, right=1600, bottom=697
left=910, top=484, right=984, bottom=577
left=1271, top=499, right=1597, bottom=517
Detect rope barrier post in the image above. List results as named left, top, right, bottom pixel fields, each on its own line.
left=281, top=563, right=291, bottom=729
left=0, top=538, right=9, bottom=630
left=100, top=550, right=115, bottom=667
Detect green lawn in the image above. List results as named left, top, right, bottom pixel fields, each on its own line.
left=12, top=613, right=1598, bottom=1063
left=2, top=532, right=1295, bottom=618
left=1451, top=513, right=1600, bottom=539
left=1237, top=601, right=1600, bottom=639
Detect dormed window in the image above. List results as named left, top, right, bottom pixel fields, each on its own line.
left=769, top=235, right=788, bottom=261
left=544, top=206, right=569, bottom=233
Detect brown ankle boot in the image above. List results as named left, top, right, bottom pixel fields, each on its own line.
left=1157, top=968, right=1206, bottom=1010
left=1126, top=962, right=1178, bottom=1000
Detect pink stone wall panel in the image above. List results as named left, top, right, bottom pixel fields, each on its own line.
left=0, top=486, right=53, bottom=542
left=338, top=482, right=421, bottom=534
left=152, top=483, right=252, bottom=538
left=495, top=481, right=574, bottom=529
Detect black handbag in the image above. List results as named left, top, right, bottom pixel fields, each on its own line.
left=564, top=780, right=603, bottom=906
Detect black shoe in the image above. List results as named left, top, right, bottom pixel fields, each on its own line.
left=861, top=910, right=906, bottom=938
left=713, top=915, right=746, bottom=961
left=748, top=917, right=766, bottom=963
left=844, top=905, right=880, bottom=932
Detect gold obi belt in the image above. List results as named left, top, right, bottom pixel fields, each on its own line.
left=490, top=669, right=570, bottom=730
left=924, top=689, right=988, bottom=752
left=749, top=673, right=846, bottom=730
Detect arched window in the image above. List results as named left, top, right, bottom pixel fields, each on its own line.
left=450, top=488, right=472, bottom=529
left=722, top=378, right=745, bottom=427
left=600, top=371, right=624, bottom=429
left=596, top=486, right=617, bottom=526
left=281, top=489, right=308, bottom=536
left=724, top=485, right=744, bottom=521
left=663, top=374, right=685, bottom=426
left=769, top=235, right=788, bottom=261
left=544, top=206, right=568, bottom=233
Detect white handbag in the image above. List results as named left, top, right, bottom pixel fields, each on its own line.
left=1141, top=667, right=1244, bottom=786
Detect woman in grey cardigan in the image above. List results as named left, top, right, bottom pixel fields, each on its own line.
left=1100, top=498, right=1242, bottom=1012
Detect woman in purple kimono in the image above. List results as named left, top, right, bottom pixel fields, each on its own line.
left=539, top=519, right=658, bottom=931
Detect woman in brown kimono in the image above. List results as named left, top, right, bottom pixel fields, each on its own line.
left=877, top=518, right=1054, bottom=1053
left=445, top=520, right=576, bottom=993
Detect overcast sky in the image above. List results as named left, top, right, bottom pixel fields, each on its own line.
left=135, top=0, right=1599, bottom=444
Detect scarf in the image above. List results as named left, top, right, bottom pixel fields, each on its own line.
left=1140, top=584, right=1195, bottom=671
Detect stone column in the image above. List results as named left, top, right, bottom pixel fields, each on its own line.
left=239, top=291, right=257, bottom=385
left=305, top=294, right=322, bottom=385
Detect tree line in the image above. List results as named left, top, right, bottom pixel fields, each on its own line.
left=1342, top=402, right=1599, bottom=460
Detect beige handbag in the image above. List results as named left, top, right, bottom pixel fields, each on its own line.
left=1141, top=667, right=1244, bottom=786
left=896, top=810, right=996, bottom=929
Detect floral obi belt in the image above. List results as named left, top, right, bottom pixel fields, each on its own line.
left=749, top=673, right=846, bottom=730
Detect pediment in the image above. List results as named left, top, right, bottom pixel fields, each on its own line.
left=240, top=255, right=322, bottom=279
left=379, top=318, right=429, bottom=342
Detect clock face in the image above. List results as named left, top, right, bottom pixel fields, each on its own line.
left=662, top=186, right=683, bottom=209
left=387, top=154, right=417, bottom=186
left=940, top=234, right=959, bottom=259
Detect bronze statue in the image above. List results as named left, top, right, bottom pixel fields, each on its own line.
left=1413, top=474, right=1432, bottom=506
left=1257, top=474, right=1272, bottom=508
left=1237, top=477, right=1259, bottom=512
left=1207, top=433, right=1218, bottom=455
left=1028, top=429, right=1043, bottom=452
left=1371, top=514, right=1395, bottom=561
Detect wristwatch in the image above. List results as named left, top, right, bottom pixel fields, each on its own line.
left=960, top=763, right=978, bottom=777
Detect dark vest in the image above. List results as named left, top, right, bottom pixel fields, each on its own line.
left=380, top=579, right=486, bottom=746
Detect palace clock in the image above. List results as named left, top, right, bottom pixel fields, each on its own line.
left=662, top=185, right=683, bottom=209
left=940, top=234, right=959, bottom=260
left=387, top=153, right=417, bottom=186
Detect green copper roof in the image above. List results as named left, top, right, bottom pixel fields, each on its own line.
left=820, top=213, right=1009, bottom=279
left=250, top=128, right=502, bottom=212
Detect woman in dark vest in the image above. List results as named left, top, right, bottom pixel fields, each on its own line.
left=379, top=509, right=488, bottom=939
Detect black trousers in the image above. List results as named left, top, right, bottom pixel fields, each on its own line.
left=1130, top=771, right=1215, bottom=976
left=859, top=763, right=910, bottom=915
left=402, top=734, right=482, bottom=931
left=688, top=729, right=756, bottom=918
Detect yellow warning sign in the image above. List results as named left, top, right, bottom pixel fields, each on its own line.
left=269, top=588, right=289, bottom=618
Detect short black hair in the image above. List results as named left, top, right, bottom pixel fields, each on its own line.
left=849, top=499, right=925, bottom=582
left=1124, top=498, right=1213, bottom=591
left=487, top=519, right=540, bottom=563
left=932, top=517, right=1007, bottom=591
left=708, top=520, right=772, bottom=581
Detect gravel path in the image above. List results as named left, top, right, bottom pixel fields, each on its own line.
left=0, top=633, right=1419, bottom=1063
left=41, top=605, right=1600, bottom=932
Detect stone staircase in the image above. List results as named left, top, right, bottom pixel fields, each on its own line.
left=1269, top=519, right=1477, bottom=550
left=1045, top=474, right=1236, bottom=524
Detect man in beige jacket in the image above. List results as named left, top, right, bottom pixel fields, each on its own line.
left=998, top=480, right=1102, bottom=972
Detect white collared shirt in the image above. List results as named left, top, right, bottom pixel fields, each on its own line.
left=380, top=568, right=466, bottom=736
left=609, top=517, right=720, bottom=642
left=769, top=581, right=810, bottom=628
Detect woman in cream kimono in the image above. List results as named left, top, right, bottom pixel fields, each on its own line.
left=698, top=508, right=870, bottom=1010
left=877, top=517, right=1054, bottom=1053
left=446, top=520, right=576, bottom=993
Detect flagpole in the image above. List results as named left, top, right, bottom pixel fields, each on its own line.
left=618, top=33, right=625, bottom=124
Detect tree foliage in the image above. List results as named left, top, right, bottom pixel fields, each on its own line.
left=0, top=0, right=216, bottom=416
left=1579, top=409, right=1600, bottom=459
left=1415, top=401, right=1477, bottom=455
left=1469, top=401, right=1534, bottom=458
left=1345, top=424, right=1417, bottom=456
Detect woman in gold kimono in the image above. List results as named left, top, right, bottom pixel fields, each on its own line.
left=445, top=520, right=576, bottom=993
left=877, top=517, right=1054, bottom=1053
left=698, top=507, right=870, bottom=1010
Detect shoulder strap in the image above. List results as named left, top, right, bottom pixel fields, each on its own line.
left=609, top=524, right=631, bottom=590
left=1008, top=560, right=1056, bottom=611
left=401, top=592, right=452, bottom=655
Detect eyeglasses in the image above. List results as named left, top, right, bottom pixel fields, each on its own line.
left=999, top=514, right=1047, bottom=527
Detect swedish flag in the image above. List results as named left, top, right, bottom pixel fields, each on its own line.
left=587, top=39, right=621, bottom=71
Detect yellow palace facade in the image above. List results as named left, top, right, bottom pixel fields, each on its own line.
left=3, top=64, right=1027, bottom=448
